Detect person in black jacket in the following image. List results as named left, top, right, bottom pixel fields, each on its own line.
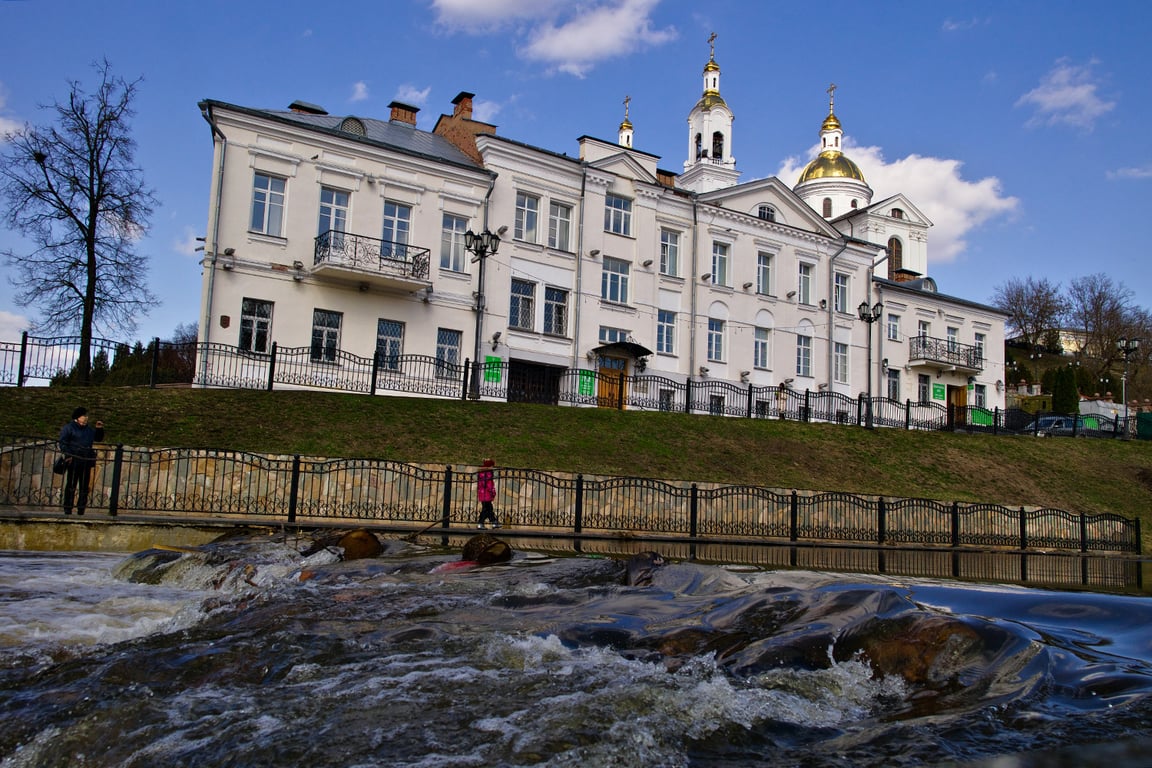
left=58, top=406, right=105, bottom=515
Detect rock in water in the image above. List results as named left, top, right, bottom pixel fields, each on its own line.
left=461, top=533, right=512, bottom=565
left=301, top=529, right=383, bottom=560
left=625, top=551, right=666, bottom=586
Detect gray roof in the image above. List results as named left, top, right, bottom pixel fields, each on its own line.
left=200, top=100, right=486, bottom=173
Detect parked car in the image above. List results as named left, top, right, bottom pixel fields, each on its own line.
left=1022, top=415, right=1116, bottom=437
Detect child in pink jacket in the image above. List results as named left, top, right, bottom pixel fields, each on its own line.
left=476, top=458, right=500, bottom=528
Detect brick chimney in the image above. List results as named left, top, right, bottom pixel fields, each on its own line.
left=452, top=92, right=474, bottom=120
left=389, top=101, right=419, bottom=126
left=434, top=91, right=497, bottom=166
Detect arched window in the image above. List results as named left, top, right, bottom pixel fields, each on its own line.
left=339, top=117, right=366, bottom=136
left=757, top=204, right=776, bottom=222
left=822, top=198, right=832, bottom=218
left=850, top=199, right=858, bottom=209
left=891, top=208, right=904, bottom=219
left=887, top=237, right=903, bottom=279
left=711, top=131, right=724, bottom=160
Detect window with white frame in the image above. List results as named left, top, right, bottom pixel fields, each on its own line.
left=757, top=252, right=772, bottom=295
left=660, top=230, right=680, bottom=276
left=798, top=263, right=813, bottom=305
left=601, top=257, right=630, bottom=304
left=543, top=287, right=568, bottom=336
left=515, top=192, right=539, bottom=243
left=440, top=213, right=468, bottom=271
left=599, top=326, right=629, bottom=344
left=250, top=173, right=286, bottom=236
left=887, top=369, right=901, bottom=400
left=758, top=204, right=776, bottom=222
left=833, top=341, right=848, bottom=384
left=376, top=319, right=404, bottom=371
left=604, top=193, right=632, bottom=236
left=707, top=318, right=725, bottom=362
left=796, top=334, right=812, bottom=377
left=318, top=187, right=349, bottom=248
left=435, top=328, right=462, bottom=379
left=947, top=326, right=959, bottom=352
left=918, top=320, right=931, bottom=338
left=918, top=374, right=930, bottom=403
left=754, top=327, right=771, bottom=369
left=975, top=383, right=987, bottom=407
left=887, top=313, right=901, bottom=342
left=548, top=202, right=571, bottom=251
left=657, top=310, right=676, bottom=355
left=382, top=200, right=412, bottom=259
left=239, top=298, right=273, bottom=354
left=711, top=242, right=730, bottom=286
left=310, top=309, right=342, bottom=363
left=974, top=332, right=986, bottom=361
left=834, top=273, right=849, bottom=313
left=509, top=279, right=535, bottom=331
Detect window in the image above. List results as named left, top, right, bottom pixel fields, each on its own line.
left=974, top=332, right=986, bottom=360
left=798, top=263, right=813, bottom=305
left=757, top=204, right=776, bottom=222
left=757, top=252, right=772, bottom=295
left=515, top=192, right=539, bottom=243
left=601, top=257, right=630, bottom=304
left=918, top=320, right=931, bottom=338
left=711, top=242, right=730, bottom=286
left=660, top=230, right=680, bottom=276
left=822, top=197, right=832, bottom=218
left=435, top=328, right=462, bottom=379
left=891, top=208, right=905, bottom=219
left=318, top=187, right=349, bottom=247
left=599, top=326, right=629, bottom=344
left=239, top=298, right=272, bottom=354
left=887, top=314, right=901, bottom=342
left=310, top=309, right=342, bottom=363
left=440, top=213, right=468, bottom=271
left=604, top=193, right=632, bottom=236
left=548, top=202, right=572, bottom=251
left=887, top=369, right=901, bottom=401
left=707, top=319, right=724, bottom=362
left=657, top=310, right=676, bottom=355
left=544, top=287, right=569, bottom=336
left=918, top=374, right=931, bottom=403
left=834, top=273, right=849, bottom=313
left=509, top=279, right=535, bottom=331
left=974, top=384, right=987, bottom=408
left=833, top=341, right=848, bottom=384
left=888, top=237, right=903, bottom=277
left=947, top=327, right=959, bottom=352
left=796, top=335, right=812, bottom=377
left=382, top=201, right=412, bottom=259
left=754, top=327, right=771, bottom=369
left=250, top=173, right=285, bottom=236
left=376, top=319, right=404, bottom=371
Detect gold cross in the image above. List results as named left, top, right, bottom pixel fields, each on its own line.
left=827, top=82, right=837, bottom=113
left=623, top=95, right=631, bottom=119
left=708, top=32, right=717, bottom=58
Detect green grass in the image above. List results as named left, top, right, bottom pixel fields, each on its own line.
left=3, top=387, right=1151, bottom=532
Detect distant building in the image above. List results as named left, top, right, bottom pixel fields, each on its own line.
left=195, top=39, right=1006, bottom=414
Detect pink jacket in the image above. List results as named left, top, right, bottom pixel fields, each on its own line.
left=477, top=469, right=496, bottom=503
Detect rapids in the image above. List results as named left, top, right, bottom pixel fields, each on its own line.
left=1, top=532, right=1151, bottom=767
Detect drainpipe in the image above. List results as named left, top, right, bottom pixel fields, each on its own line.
left=688, top=196, right=700, bottom=378
left=572, top=166, right=588, bottom=369
left=824, top=236, right=850, bottom=389
left=866, top=247, right=891, bottom=398
left=198, top=103, right=228, bottom=382
left=471, top=173, right=499, bottom=381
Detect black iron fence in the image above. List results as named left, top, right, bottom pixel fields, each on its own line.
left=0, top=333, right=1145, bottom=437
left=0, top=434, right=1141, bottom=557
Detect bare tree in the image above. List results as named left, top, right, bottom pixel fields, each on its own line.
left=1065, top=273, right=1137, bottom=382
left=991, top=276, right=1066, bottom=348
left=0, top=59, right=158, bottom=383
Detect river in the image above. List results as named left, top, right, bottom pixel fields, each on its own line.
left=1, top=532, right=1150, bottom=767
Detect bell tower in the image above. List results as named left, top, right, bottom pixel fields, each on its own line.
left=680, top=32, right=739, bottom=193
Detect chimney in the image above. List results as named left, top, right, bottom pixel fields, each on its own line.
left=389, top=101, right=419, bottom=126
left=288, top=100, right=328, bottom=115
left=452, top=91, right=475, bottom=120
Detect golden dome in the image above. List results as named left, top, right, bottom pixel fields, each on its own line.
left=821, top=113, right=841, bottom=132
left=797, top=151, right=866, bottom=184
left=694, top=92, right=728, bottom=111
left=704, top=58, right=720, bottom=73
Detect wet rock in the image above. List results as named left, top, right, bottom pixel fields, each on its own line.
left=300, top=529, right=383, bottom=561
left=624, top=551, right=666, bottom=586
left=461, top=533, right=512, bottom=565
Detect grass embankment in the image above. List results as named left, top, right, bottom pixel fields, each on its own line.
left=2, top=387, right=1150, bottom=527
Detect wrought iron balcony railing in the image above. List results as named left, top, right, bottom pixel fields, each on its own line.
left=314, top=230, right=430, bottom=281
left=909, top=334, right=984, bottom=371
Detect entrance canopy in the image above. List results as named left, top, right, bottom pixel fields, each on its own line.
left=591, top=341, right=653, bottom=358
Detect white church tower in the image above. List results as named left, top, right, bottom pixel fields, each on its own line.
left=679, top=32, right=739, bottom=193
left=794, top=84, right=873, bottom=218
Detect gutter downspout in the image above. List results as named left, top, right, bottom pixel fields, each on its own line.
left=866, top=248, right=891, bottom=399
left=198, top=103, right=227, bottom=383
left=824, top=235, right=851, bottom=390
left=572, top=166, right=588, bottom=369
left=471, top=173, right=499, bottom=389
left=688, top=195, right=700, bottom=378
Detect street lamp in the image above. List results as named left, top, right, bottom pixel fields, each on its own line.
left=857, top=299, right=883, bottom=428
left=1116, top=336, right=1141, bottom=439
left=465, top=229, right=501, bottom=399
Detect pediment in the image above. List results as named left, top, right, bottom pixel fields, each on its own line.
left=856, top=193, right=933, bottom=227
left=587, top=152, right=660, bottom=185
left=697, top=176, right=841, bottom=237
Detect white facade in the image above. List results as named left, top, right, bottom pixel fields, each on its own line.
left=195, top=43, right=1007, bottom=415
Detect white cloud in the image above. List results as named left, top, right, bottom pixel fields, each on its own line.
left=942, top=17, right=990, bottom=32
left=351, top=81, right=370, bottom=102
left=430, top=0, right=676, bottom=77
left=1107, top=164, right=1152, bottom=180
left=175, top=226, right=204, bottom=258
left=472, top=98, right=502, bottom=124
left=0, top=310, right=31, bottom=340
left=779, top=143, right=1019, bottom=264
left=395, top=84, right=432, bottom=107
left=0, top=81, right=23, bottom=139
left=1016, top=58, right=1115, bottom=130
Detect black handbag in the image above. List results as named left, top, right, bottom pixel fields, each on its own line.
left=52, top=455, right=68, bottom=475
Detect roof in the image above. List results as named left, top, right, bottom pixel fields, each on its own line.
left=874, top=276, right=1007, bottom=316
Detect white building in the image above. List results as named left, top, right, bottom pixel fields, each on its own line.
left=195, top=41, right=1006, bottom=417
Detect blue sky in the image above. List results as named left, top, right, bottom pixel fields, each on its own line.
left=1, top=0, right=1148, bottom=344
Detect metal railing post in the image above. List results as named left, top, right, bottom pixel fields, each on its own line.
left=17, top=331, right=27, bottom=387
left=685, top=380, right=692, bottom=414
left=789, top=490, right=798, bottom=542
left=1079, top=512, right=1088, bottom=553
left=107, top=444, right=124, bottom=517
left=441, top=465, right=453, bottom=531
left=267, top=342, right=278, bottom=392
left=461, top=359, right=471, bottom=400
left=287, top=454, right=301, bottom=523
left=574, top=474, right=584, bottom=534
left=149, top=337, right=160, bottom=388
left=689, top=484, right=699, bottom=538
left=951, top=501, right=960, bottom=547
left=877, top=496, right=886, bottom=545
left=1019, top=506, right=1027, bottom=550
left=370, top=351, right=380, bottom=396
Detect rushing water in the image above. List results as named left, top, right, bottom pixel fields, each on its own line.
left=1, top=534, right=1151, bottom=768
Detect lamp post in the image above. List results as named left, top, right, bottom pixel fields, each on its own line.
left=465, top=229, right=501, bottom=399
left=857, top=299, right=883, bottom=429
left=1116, top=336, right=1141, bottom=439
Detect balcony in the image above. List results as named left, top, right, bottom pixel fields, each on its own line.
left=908, top=335, right=984, bottom=374
left=312, top=230, right=431, bottom=291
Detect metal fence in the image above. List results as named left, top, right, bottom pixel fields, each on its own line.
left=0, top=333, right=1144, bottom=437
left=0, top=435, right=1140, bottom=556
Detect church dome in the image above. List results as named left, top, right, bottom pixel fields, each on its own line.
left=797, top=150, right=866, bottom=184
left=694, top=92, right=728, bottom=111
